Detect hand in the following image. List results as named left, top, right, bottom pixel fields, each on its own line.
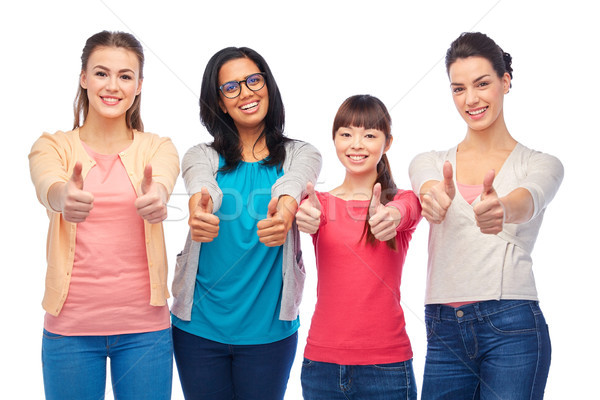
left=474, top=170, right=505, bottom=234
left=421, top=161, right=455, bottom=224
left=296, top=182, right=322, bottom=234
left=135, top=164, right=169, bottom=224
left=60, top=162, right=94, bottom=223
left=257, top=196, right=294, bottom=247
left=188, top=187, right=220, bottom=242
left=368, top=183, right=402, bottom=241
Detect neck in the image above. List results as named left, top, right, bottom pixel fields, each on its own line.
left=238, top=124, right=268, bottom=161
left=78, top=112, right=133, bottom=153
left=461, top=111, right=515, bottom=152
left=332, top=171, right=378, bottom=201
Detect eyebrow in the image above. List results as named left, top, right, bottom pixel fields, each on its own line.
left=450, top=74, right=491, bottom=86
left=93, top=65, right=136, bottom=74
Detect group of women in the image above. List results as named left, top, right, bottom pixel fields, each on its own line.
left=29, top=30, right=563, bottom=400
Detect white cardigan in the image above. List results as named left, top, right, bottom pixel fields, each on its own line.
left=409, top=143, right=564, bottom=304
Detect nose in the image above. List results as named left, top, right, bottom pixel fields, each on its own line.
left=465, top=88, right=479, bottom=106
left=106, top=75, right=118, bottom=91
left=239, top=81, right=253, bottom=98
left=351, top=135, right=364, bottom=149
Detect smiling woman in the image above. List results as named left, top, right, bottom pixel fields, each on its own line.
left=28, top=30, right=180, bottom=400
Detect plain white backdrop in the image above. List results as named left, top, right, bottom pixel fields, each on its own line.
left=1, top=1, right=597, bottom=398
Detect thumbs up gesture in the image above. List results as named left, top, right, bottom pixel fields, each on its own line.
left=296, top=182, right=322, bottom=234
left=135, top=164, right=168, bottom=224
left=60, top=161, right=94, bottom=223
left=368, top=183, right=402, bottom=241
left=257, top=195, right=297, bottom=247
left=474, top=170, right=505, bottom=234
left=421, top=161, right=455, bottom=224
left=188, top=187, right=220, bottom=242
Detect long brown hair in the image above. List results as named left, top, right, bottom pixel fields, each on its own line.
left=73, top=30, right=145, bottom=131
left=332, top=95, right=397, bottom=250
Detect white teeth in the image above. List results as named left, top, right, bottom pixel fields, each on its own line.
left=467, top=107, right=487, bottom=115
left=349, top=155, right=367, bottom=161
left=241, top=102, right=258, bottom=110
left=102, top=97, right=119, bottom=103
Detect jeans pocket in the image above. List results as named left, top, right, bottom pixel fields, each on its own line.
left=425, top=318, right=436, bottom=339
left=486, top=304, right=537, bottom=334
left=301, top=358, right=314, bottom=368
left=372, top=361, right=408, bottom=370
left=42, top=329, right=65, bottom=340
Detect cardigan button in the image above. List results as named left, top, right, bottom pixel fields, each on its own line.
left=456, top=310, right=464, bottom=318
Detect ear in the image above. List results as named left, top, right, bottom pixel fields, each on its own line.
left=80, top=71, right=87, bottom=89
left=383, top=135, right=393, bottom=153
left=502, top=72, right=511, bottom=94
left=136, top=78, right=143, bottom=96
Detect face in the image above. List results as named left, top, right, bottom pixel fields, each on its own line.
left=80, top=46, right=142, bottom=122
left=334, top=126, right=392, bottom=178
left=218, top=57, right=269, bottom=135
left=448, top=56, right=510, bottom=132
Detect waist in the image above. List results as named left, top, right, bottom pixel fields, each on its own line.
left=425, top=300, right=542, bottom=322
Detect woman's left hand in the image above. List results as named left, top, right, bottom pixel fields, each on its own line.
left=473, top=170, right=505, bottom=234
left=369, top=183, right=402, bottom=241
left=257, top=195, right=298, bottom=247
left=135, top=164, right=168, bottom=224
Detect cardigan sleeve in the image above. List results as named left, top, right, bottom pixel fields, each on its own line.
left=519, top=150, right=564, bottom=220
left=181, top=143, right=223, bottom=212
left=409, top=150, right=446, bottom=196
left=271, top=140, right=322, bottom=204
left=29, top=131, right=71, bottom=212
left=145, top=135, right=180, bottom=198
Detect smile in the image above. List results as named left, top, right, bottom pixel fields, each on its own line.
left=348, top=155, right=367, bottom=161
left=101, top=96, right=121, bottom=105
left=466, top=106, right=488, bottom=115
left=240, top=101, right=258, bottom=110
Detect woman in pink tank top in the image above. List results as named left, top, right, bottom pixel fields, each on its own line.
left=29, top=31, right=179, bottom=400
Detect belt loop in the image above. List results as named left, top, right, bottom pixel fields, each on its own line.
left=473, top=303, right=484, bottom=322
left=435, top=304, right=442, bottom=322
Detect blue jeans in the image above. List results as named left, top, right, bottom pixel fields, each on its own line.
left=301, top=358, right=417, bottom=400
left=172, top=326, right=297, bottom=400
left=42, top=327, right=173, bottom=400
left=421, top=300, right=551, bottom=400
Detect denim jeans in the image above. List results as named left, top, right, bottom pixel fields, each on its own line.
left=42, top=327, right=173, bottom=400
left=172, top=326, right=297, bottom=400
left=301, top=358, right=417, bottom=400
left=421, top=300, right=551, bottom=400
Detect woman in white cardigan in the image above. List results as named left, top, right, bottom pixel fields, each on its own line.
left=409, top=32, right=563, bottom=400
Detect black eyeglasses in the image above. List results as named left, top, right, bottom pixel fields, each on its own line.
left=219, top=73, right=266, bottom=99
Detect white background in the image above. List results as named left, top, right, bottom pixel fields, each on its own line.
left=1, top=1, right=597, bottom=398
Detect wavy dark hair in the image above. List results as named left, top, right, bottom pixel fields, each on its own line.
left=333, top=95, right=397, bottom=251
left=445, top=32, right=513, bottom=88
left=73, top=30, right=144, bottom=131
left=199, top=47, right=288, bottom=172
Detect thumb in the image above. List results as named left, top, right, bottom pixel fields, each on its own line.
left=442, top=161, right=455, bottom=199
left=141, top=164, right=153, bottom=194
left=198, top=187, right=211, bottom=213
left=70, top=161, right=84, bottom=190
left=481, top=170, right=497, bottom=199
left=267, top=197, right=278, bottom=218
left=306, top=182, right=321, bottom=211
left=369, top=183, right=382, bottom=215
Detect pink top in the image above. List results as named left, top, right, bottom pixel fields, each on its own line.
left=44, top=144, right=169, bottom=335
left=304, top=190, right=421, bottom=365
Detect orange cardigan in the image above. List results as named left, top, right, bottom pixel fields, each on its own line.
left=29, top=129, right=180, bottom=316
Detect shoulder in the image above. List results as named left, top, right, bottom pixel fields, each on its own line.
left=513, top=143, right=564, bottom=173
left=284, top=139, right=320, bottom=154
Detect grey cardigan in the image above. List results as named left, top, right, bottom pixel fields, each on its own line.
left=171, top=140, right=322, bottom=321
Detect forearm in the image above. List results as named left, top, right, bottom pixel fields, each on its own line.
left=500, top=187, right=534, bottom=224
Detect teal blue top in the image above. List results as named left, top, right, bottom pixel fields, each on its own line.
left=172, top=157, right=300, bottom=344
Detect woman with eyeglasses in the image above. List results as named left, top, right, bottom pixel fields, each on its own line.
left=409, top=32, right=563, bottom=399
left=170, top=47, right=321, bottom=400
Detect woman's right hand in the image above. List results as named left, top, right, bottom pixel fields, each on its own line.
left=420, top=161, right=455, bottom=224
left=50, top=161, right=94, bottom=223
left=188, top=187, right=220, bottom=242
left=296, top=182, right=321, bottom=234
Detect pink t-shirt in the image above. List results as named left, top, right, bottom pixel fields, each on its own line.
left=303, top=190, right=421, bottom=365
left=44, top=144, right=169, bottom=335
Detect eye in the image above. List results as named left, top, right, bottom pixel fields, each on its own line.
left=95, top=71, right=107, bottom=77
left=477, top=81, right=490, bottom=88
left=338, top=132, right=351, bottom=138
left=452, top=86, right=464, bottom=94
left=221, top=81, right=239, bottom=93
left=365, top=133, right=377, bottom=139
left=120, top=74, right=133, bottom=80
left=246, top=74, right=264, bottom=88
